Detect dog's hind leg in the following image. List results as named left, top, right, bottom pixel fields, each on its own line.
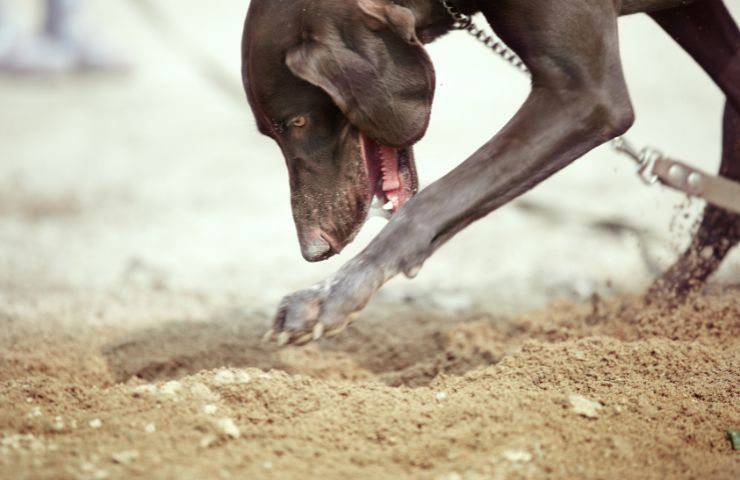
left=647, top=1, right=740, bottom=300
left=648, top=103, right=740, bottom=299
left=650, top=0, right=739, bottom=108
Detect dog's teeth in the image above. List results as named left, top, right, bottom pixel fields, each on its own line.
left=383, top=201, right=393, bottom=210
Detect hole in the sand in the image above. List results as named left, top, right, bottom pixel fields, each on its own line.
left=101, top=288, right=740, bottom=388
left=101, top=306, right=512, bottom=387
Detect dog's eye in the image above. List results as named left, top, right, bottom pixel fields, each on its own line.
left=290, top=116, right=307, bottom=128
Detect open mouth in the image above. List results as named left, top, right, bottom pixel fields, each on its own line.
left=360, top=133, right=419, bottom=217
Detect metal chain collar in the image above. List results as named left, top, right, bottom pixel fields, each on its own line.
left=438, top=0, right=529, bottom=74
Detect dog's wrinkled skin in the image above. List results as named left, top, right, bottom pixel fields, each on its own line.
left=242, top=0, right=740, bottom=345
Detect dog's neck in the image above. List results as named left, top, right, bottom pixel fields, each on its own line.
left=393, top=0, right=480, bottom=42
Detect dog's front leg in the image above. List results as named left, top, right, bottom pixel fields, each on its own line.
left=266, top=0, right=634, bottom=346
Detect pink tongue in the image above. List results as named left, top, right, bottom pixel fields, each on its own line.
left=379, top=145, right=400, bottom=190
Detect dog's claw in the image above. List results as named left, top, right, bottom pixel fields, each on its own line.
left=262, top=329, right=275, bottom=343
left=312, top=322, right=325, bottom=340
left=325, top=320, right=350, bottom=338
left=270, top=268, right=377, bottom=346
left=276, top=331, right=291, bottom=346
left=293, top=332, right=314, bottom=346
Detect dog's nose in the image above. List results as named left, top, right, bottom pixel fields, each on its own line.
left=300, top=232, right=334, bottom=262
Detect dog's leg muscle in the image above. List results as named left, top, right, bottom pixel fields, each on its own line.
left=647, top=1, right=740, bottom=300
left=268, top=0, right=634, bottom=345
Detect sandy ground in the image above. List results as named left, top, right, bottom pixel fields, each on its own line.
left=0, top=0, right=739, bottom=478
left=1, top=289, right=738, bottom=479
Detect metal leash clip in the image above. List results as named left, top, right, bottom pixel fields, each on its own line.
left=611, top=137, right=662, bottom=185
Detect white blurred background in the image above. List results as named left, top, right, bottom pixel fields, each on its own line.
left=0, top=0, right=737, bottom=316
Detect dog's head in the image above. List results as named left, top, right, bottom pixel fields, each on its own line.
left=243, top=0, right=435, bottom=261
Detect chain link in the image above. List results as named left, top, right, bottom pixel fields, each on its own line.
left=438, top=0, right=530, bottom=75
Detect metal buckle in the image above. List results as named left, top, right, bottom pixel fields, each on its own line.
left=637, top=147, right=661, bottom=185
left=611, top=137, right=661, bottom=185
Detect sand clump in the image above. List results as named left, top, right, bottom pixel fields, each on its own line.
left=0, top=287, right=738, bottom=479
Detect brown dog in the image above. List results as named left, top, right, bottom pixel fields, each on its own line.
left=242, top=0, right=739, bottom=346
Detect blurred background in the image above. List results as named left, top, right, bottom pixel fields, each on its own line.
left=0, top=0, right=737, bottom=319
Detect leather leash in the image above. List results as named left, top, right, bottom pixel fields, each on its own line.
left=612, top=137, right=740, bottom=214
left=439, top=0, right=740, bottom=214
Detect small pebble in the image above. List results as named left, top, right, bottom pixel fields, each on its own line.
left=213, top=370, right=235, bottom=385
left=435, top=391, right=448, bottom=401
left=502, top=449, right=533, bottom=463
left=200, top=435, right=217, bottom=449
left=190, top=382, right=217, bottom=400
left=160, top=380, right=182, bottom=396
left=215, top=418, right=240, bottom=439
left=132, top=384, right=157, bottom=395
left=203, top=404, right=218, bottom=415
left=569, top=394, right=602, bottom=419
left=144, top=423, right=156, bottom=434
left=572, top=350, right=587, bottom=361
left=89, top=419, right=103, bottom=429
left=213, top=369, right=252, bottom=386
left=27, top=407, right=42, bottom=418
left=111, top=450, right=139, bottom=465
left=51, top=416, right=65, bottom=432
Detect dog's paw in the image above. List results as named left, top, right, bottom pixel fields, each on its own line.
left=262, top=283, right=353, bottom=346
left=263, top=265, right=382, bottom=346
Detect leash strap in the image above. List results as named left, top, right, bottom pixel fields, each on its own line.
left=653, top=158, right=740, bottom=214
left=439, top=0, right=740, bottom=214
left=612, top=137, right=740, bottom=214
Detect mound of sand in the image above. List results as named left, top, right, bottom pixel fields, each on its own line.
left=1, top=288, right=738, bottom=479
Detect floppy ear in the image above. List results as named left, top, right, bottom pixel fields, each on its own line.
left=285, top=7, right=435, bottom=147
left=357, top=0, right=418, bottom=44
left=286, top=42, right=366, bottom=119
